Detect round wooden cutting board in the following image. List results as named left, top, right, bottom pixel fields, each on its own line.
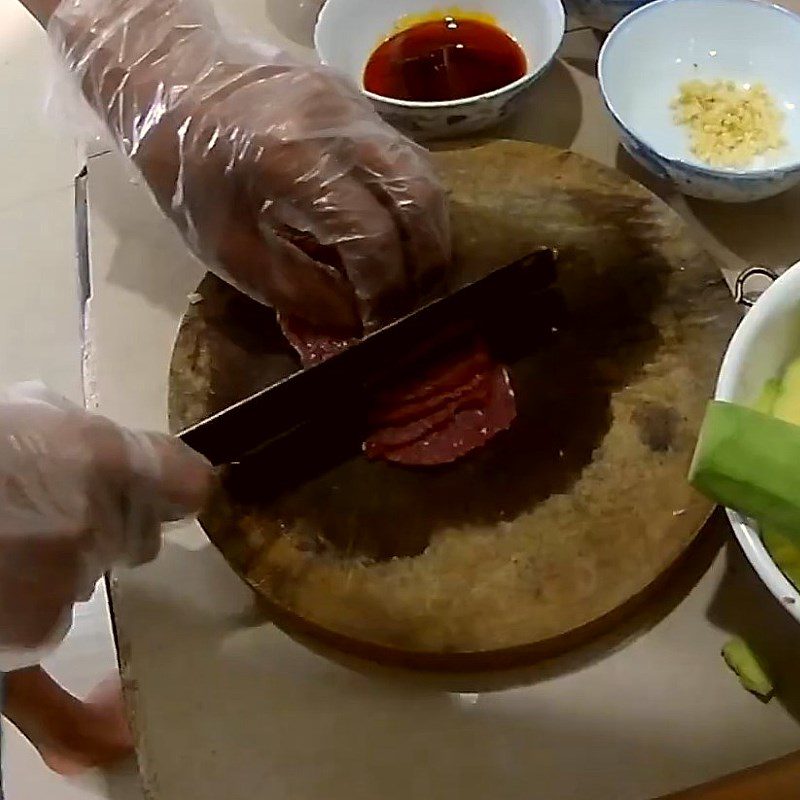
left=168, top=140, right=739, bottom=671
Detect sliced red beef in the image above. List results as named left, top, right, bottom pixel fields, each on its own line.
left=368, top=367, right=491, bottom=429
left=279, top=314, right=358, bottom=366
left=373, top=366, right=516, bottom=466
left=367, top=341, right=493, bottom=424
left=278, top=316, right=516, bottom=467
left=364, top=370, right=494, bottom=453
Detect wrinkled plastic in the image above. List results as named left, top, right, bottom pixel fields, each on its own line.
left=48, top=0, right=451, bottom=331
left=0, top=382, right=210, bottom=669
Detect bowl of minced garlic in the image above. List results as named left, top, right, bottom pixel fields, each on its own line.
left=598, top=0, right=800, bottom=201
left=671, top=80, right=786, bottom=169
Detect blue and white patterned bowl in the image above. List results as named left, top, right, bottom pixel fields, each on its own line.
left=315, top=0, right=565, bottom=140
left=564, top=0, right=654, bottom=31
left=598, top=0, right=800, bottom=203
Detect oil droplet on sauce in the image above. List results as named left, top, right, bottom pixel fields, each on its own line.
left=363, top=15, right=527, bottom=102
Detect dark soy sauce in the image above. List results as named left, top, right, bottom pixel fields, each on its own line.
left=364, top=16, right=527, bottom=102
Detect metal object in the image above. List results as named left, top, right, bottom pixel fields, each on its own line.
left=734, top=265, right=779, bottom=308
left=179, top=248, right=558, bottom=465
left=74, top=164, right=92, bottom=408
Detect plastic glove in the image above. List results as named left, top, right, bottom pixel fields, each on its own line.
left=48, top=0, right=451, bottom=331
left=0, top=383, right=210, bottom=666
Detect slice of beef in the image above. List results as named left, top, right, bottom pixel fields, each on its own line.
left=364, top=370, right=494, bottom=454
left=273, top=228, right=516, bottom=467
left=279, top=314, right=357, bottom=366
left=279, top=313, right=516, bottom=467
left=368, top=366, right=491, bottom=428
left=368, top=339, right=493, bottom=423
left=373, top=366, right=516, bottom=466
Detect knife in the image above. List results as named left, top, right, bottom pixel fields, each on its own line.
left=179, top=247, right=559, bottom=466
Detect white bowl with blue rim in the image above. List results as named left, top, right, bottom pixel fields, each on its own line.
left=598, top=0, right=800, bottom=203
left=563, top=0, right=654, bottom=31
left=315, top=0, right=565, bottom=140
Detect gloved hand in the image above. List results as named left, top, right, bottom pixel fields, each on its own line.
left=48, top=0, right=451, bottom=331
left=0, top=383, right=210, bottom=666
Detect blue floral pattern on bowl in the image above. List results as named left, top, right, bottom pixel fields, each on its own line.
left=375, top=73, right=544, bottom=140
left=603, top=99, right=800, bottom=202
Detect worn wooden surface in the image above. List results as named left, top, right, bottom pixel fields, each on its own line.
left=168, top=140, right=739, bottom=669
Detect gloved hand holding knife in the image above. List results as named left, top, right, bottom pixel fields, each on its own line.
left=5, top=0, right=449, bottom=660
left=0, top=0, right=449, bottom=776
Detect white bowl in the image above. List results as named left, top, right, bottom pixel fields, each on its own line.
left=716, top=263, right=800, bottom=621
left=314, top=0, right=565, bottom=140
left=598, top=0, right=800, bottom=202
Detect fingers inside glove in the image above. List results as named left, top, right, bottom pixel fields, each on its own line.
left=217, top=215, right=362, bottom=331
left=354, top=139, right=451, bottom=298
left=0, top=535, right=85, bottom=649
left=137, top=432, right=212, bottom=520
left=89, top=423, right=212, bottom=522
left=80, top=417, right=212, bottom=565
left=258, top=140, right=410, bottom=327
left=174, top=136, right=362, bottom=330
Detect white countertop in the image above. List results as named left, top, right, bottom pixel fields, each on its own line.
left=0, top=4, right=138, bottom=798
left=82, top=5, right=800, bottom=800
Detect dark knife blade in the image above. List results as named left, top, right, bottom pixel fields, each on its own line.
left=179, top=248, right=558, bottom=466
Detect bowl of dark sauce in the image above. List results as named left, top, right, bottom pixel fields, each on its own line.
left=315, top=2, right=566, bottom=139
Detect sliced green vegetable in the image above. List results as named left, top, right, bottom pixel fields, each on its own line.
left=689, top=401, right=800, bottom=546
left=697, top=360, right=800, bottom=600
left=721, top=638, right=773, bottom=701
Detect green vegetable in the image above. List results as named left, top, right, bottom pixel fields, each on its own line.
left=689, top=401, right=800, bottom=545
left=721, top=638, right=773, bottom=700
left=762, top=524, right=800, bottom=591
left=690, top=355, right=800, bottom=600
left=772, top=358, right=800, bottom=424
left=753, top=377, right=781, bottom=415
left=755, top=361, right=800, bottom=587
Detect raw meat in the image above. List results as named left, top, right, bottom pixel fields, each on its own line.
left=279, top=311, right=516, bottom=466
left=275, top=227, right=517, bottom=466
left=373, top=366, right=516, bottom=466
left=364, top=371, right=494, bottom=453
left=279, top=315, right=357, bottom=366
left=367, top=340, right=493, bottom=425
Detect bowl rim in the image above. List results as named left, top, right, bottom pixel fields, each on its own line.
left=597, top=0, right=800, bottom=180
left=716, top=260, right=800, bottom=623
left=313, top=0, right=566, bottom=110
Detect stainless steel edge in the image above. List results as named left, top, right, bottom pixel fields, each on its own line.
left=73, top=163, right=92, bottom=409
left=72, top=157, right=129, bottom=675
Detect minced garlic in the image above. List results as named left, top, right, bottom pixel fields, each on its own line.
left=671, top=79, right=786, bottom=168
